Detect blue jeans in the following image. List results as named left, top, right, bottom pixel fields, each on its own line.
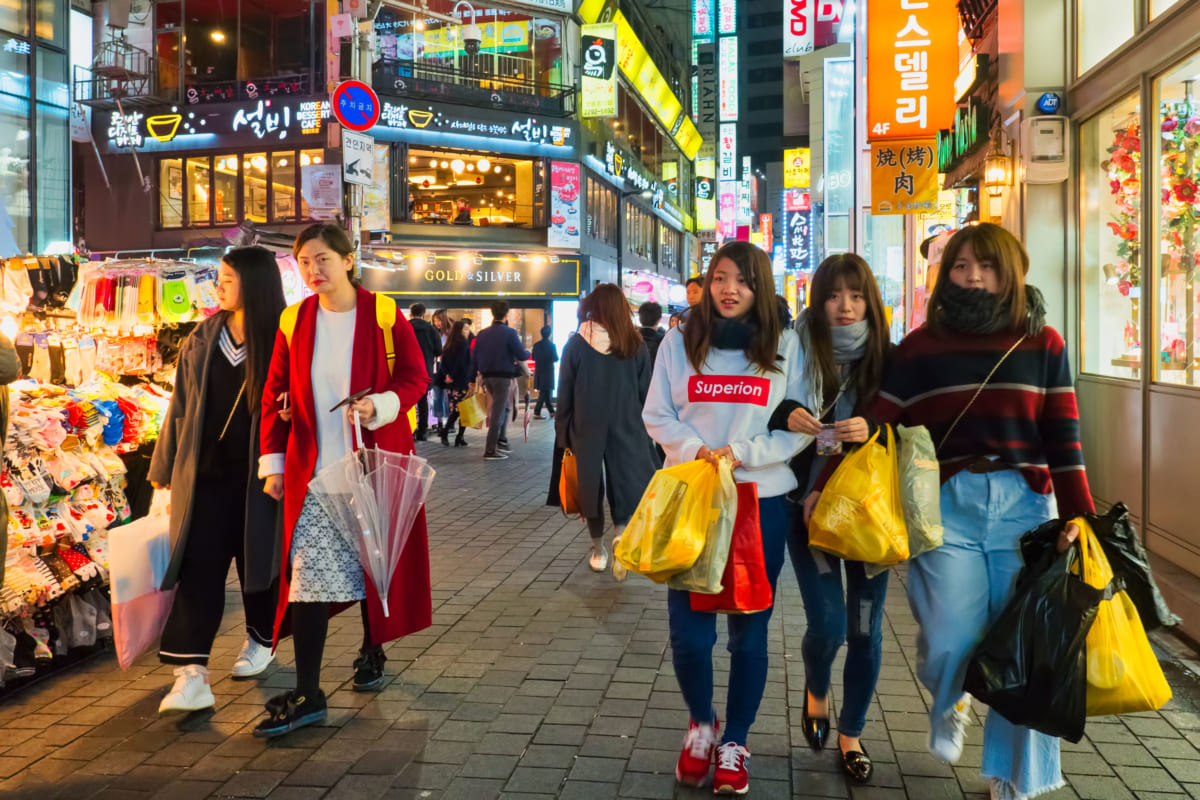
left=667, top=494, right=792, bottom=747
left=907, top=469, right=1063, bottom=797
left=787, top=522, right=888, bottom=738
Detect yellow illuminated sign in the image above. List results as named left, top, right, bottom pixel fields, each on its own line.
left=146, top=114, right=182, bottom=142
left=581, top=22, right=618, bottom=118
left=783, top=148, right=810, bottom=188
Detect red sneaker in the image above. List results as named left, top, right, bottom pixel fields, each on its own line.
left=675, top=718, right=720, bottom=787
left=712, top=741, right=750, bottom=795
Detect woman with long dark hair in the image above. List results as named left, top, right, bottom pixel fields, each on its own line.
left=555, top=284, right=659, bottom=574
left=643, top=242, right=806, bottom=794
left=150, top=245, right=286, bottom=714
left=255, top=223, right=433, bottom=738
left=437, top=319, right=472, bottom=446
left=812, top=224, right=1093, bottom=800
left=769, top=254, right=892, bottom=783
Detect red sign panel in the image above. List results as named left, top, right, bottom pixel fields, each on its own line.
left=688, top=375, right=771, bottom=405
left=866, top=0, right=957, bottom=141
left=332, top=80, right=381, bottom=132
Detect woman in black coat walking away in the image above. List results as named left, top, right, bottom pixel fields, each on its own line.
left=556, top=284, right=660, bottom=578
left=149, top=246, right=286, bottom=714
left=438, top=319, right=474, bottom=446
left=531, top=326, right=558, bottom=418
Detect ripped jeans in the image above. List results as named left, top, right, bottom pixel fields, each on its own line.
left=787, top=522, right=889, bottom=739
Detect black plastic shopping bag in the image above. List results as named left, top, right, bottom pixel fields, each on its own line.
left=964, top=545, right=1105, bottom=743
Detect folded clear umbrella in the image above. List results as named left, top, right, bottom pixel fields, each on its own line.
left=308, top=412, right=436, bottom=616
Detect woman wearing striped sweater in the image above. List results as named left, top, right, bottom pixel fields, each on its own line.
left=813, top=224, right=1092, bottom=800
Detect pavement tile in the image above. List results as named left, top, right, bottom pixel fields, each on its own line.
left=217, top=769, right=288, bottom=798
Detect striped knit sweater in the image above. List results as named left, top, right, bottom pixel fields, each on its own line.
left=870, top=325, right=1095, bottom=520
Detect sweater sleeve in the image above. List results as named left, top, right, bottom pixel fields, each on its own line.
left=642, top=334, right=706, bottom=463
left=1039, top=328, right=1095, bottom=518
left=727, top=336, right=809, bottom=469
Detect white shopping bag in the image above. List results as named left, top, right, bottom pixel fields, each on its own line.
left=109, top=497, right=174, bottom=670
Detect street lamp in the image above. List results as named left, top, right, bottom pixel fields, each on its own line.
left=616, top=187, right=653, bottom=287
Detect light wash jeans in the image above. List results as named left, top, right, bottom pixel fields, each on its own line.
left=906, top=468, right=1065, bottom=797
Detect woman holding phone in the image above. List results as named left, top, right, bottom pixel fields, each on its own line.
left=255, top=223, right=433, bottom=738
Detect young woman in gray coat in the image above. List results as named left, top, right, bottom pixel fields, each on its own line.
left=149, top=246, right=286, bottom=714
left=555, top=283, right=661, bottom=577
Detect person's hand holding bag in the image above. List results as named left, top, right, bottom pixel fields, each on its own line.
left=264, top=475, right=284, bottom=500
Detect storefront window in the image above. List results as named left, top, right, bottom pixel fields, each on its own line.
left=35, top=48, right=67, bottom=107
left=35, top=103, right=68, bottom=251
left=625, top=204, right=656, bottom=262
left=660, top=225, right=682, bottom=275
left=0, top=96, right=31, bottom=254
left=1079, top=93, right=1141, bottom=380
left=272, top=153, right=298, bottom=222
left=243, top=152, right=268, bottom=223
left=586, top=174, right=617, bottom=245
left=1153, top=53, right=1200, bottom=387
left=35, top=0, right=63, bottom=46
left=1077, top=0, right=1135, bottom=75
left=406, top=148, right=542, bottom=227
left=861, top=213, right=905, bottom=343
left=216, top=155, right=237, bottom=223
left=187, top=156, right=212, bottom=225
left=160, top=158, right=184, bottom=227
left=373, top=0, right=564, bottom=92
left=1152, top=0, right=1182, bottom=18
left=298, top=148, right=324, bottom=219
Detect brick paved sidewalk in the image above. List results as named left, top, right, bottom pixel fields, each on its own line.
left=1, top=420, right=1199, bottom=799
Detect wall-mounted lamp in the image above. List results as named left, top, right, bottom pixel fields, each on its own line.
left=984, top=141, right=1013, bottom=198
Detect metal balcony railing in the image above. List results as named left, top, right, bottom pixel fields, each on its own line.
left=373, top=58, right=575, bottom=118
left=73, top=41, right=164, bottom=110
left=179, top=72, right=315, bottom=106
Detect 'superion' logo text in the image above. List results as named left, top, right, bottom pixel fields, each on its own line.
left=687, top=375, right=770, bottom=406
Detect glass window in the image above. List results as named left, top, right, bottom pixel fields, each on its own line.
left=243, top=151, right=268, bottom=222
left=35, top=48, right=67, bottom=107
left=586, top=174, right=617, bottom=246
left=160, top=158, right=184, bottom=227
left=0, top=95, right=31, bottom=254
left=1154, top=53, right=1200, bottom=387
left=1079, top=93, right=1141, bottom=379
left=0, top=0, right=29, bottom=37
left=240, top=0, right=311, bottom=90
left=1077, top=0, right=1135, bottom=75
left=187, top=156, right=213, bottom=225
left=0, top=43, right=30, bottom=98
left=35, top=0, right=63, bottom=45
left=271, top=151, right=297, bottom=221
left=35, top=103, right=68, bottom=251
left=1152, top=0, right=1182, bottom=18
left=298, top=148, right=324, bottom=219
left=861, top=213, right=905, bottom=343
left=216, top=155, right=237, bottom=223
left=405, top=148, right=540, bottom=227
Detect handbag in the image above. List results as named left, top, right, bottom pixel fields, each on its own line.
left=559, top=448, right=582, bottom=516
left=690, top=482, right=772, bottom=614
left=457, top=385, right=488, bottom=429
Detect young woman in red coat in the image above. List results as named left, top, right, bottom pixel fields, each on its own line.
left=254, top=223, right=433, bottom=738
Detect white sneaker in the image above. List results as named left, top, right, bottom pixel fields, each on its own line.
left=930, top=694, right=972, bottom=764
left=611, top=536, right=627, bottom=582
left=989, top=778, right=1029, bottom=800
left=589, top=544, right=610, bottom=572
left=159, top=665, right=215, bottom=713
left=232, top=638, right=275, bottom=679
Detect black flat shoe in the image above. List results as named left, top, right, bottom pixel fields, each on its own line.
left=840, top=745, right=873, bottom=784
left=801, top=686, right=830, bottom=751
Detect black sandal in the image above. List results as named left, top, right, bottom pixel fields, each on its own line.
left=253, top=690, right=327, bottom=738
left=840, top=745, right=873, bottom=784
left=801, top=684, right=830, bottom=751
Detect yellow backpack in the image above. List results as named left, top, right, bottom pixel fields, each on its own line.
left=278, top=294, right=418, bottom=431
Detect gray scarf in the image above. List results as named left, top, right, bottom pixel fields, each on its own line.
left=796, top=310, right=870, bottom=414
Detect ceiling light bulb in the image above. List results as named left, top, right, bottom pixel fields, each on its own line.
left=494, top=166, right=501, bottom=173
left=300, top=154, right=311, bottom=166
left=466, top=164, right=474, bottom=171
left=314, top=156, right=322, bottom=163
left=441, top=161, right=449, bottom=168
left=429, top=158, right=437, bottom=167
left=252, top=155, right=267, bottom=170
left=210, top=29, right=225, bottom=43
left=451, top=159, right=465, bottom=173
left=278, top=158, right=288, bottom=167
left=477, top=158, right=491, bottom=172
left=410, top=156, right=417, bottom=163
left=505, top=175, right=511, bottom=181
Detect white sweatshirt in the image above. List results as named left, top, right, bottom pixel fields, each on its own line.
left=643, top=325, right=809, bottom=498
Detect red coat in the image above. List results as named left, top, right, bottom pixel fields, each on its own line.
left=261, top=287, right=433, bottom=646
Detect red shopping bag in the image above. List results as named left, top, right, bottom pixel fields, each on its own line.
left=690, top=482, right=773, bottom=614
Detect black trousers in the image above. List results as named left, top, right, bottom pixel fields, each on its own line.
left=415, top=381, right=432, bottom=433
left=159, top=474, right=278, bottom=666
left=534, top=391, right=555, bottom=416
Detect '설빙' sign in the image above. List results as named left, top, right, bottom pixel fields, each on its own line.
left=866, top=0, right=956, bottom=141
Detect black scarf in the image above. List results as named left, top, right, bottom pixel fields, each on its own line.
left=711, top=317, right=757, bottom=350
left=936, top=282, right=1048, bottom=337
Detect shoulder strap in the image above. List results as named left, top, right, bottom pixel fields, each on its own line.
left=937, top=335, right=1026, bottom=453
left=375, top=294, right=396, bottom=377
left=279, top=302, right=301, bottom=346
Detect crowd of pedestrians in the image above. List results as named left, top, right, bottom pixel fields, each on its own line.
left=145, top=220, right=1094, bottom=800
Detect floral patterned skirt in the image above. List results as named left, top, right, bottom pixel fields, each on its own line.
left=288, top=492, right=365, bottom=603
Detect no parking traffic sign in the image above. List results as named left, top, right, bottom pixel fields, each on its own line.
left=332, top=80, right=380, bottom=132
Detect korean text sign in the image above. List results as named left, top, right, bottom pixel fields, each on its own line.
left=866, top=0, right=956, bottom=141
left=869, top=138, right=938, bottom=214
left=581, top=23, right=618, bottom=118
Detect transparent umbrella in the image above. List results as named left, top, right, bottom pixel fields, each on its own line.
left=308, top=412, right=435, bottom=616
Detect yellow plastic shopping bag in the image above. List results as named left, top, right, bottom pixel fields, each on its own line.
left=615, top=459, right=719, bottom=582
left=457, top=391, right=487, bottom=429
left=1076, top=518, right=1172, bottom=716
left=668, top=459, right=738, bottom=594
left=809, top=425, right=909, bottom=565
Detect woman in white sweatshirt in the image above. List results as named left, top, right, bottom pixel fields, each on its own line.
left=643, top=241, right=807, bottom=795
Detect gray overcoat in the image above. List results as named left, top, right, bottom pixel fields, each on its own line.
left=148, top=313, right=281, bottom=592
left=554, top=333, right=661, bottom=524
